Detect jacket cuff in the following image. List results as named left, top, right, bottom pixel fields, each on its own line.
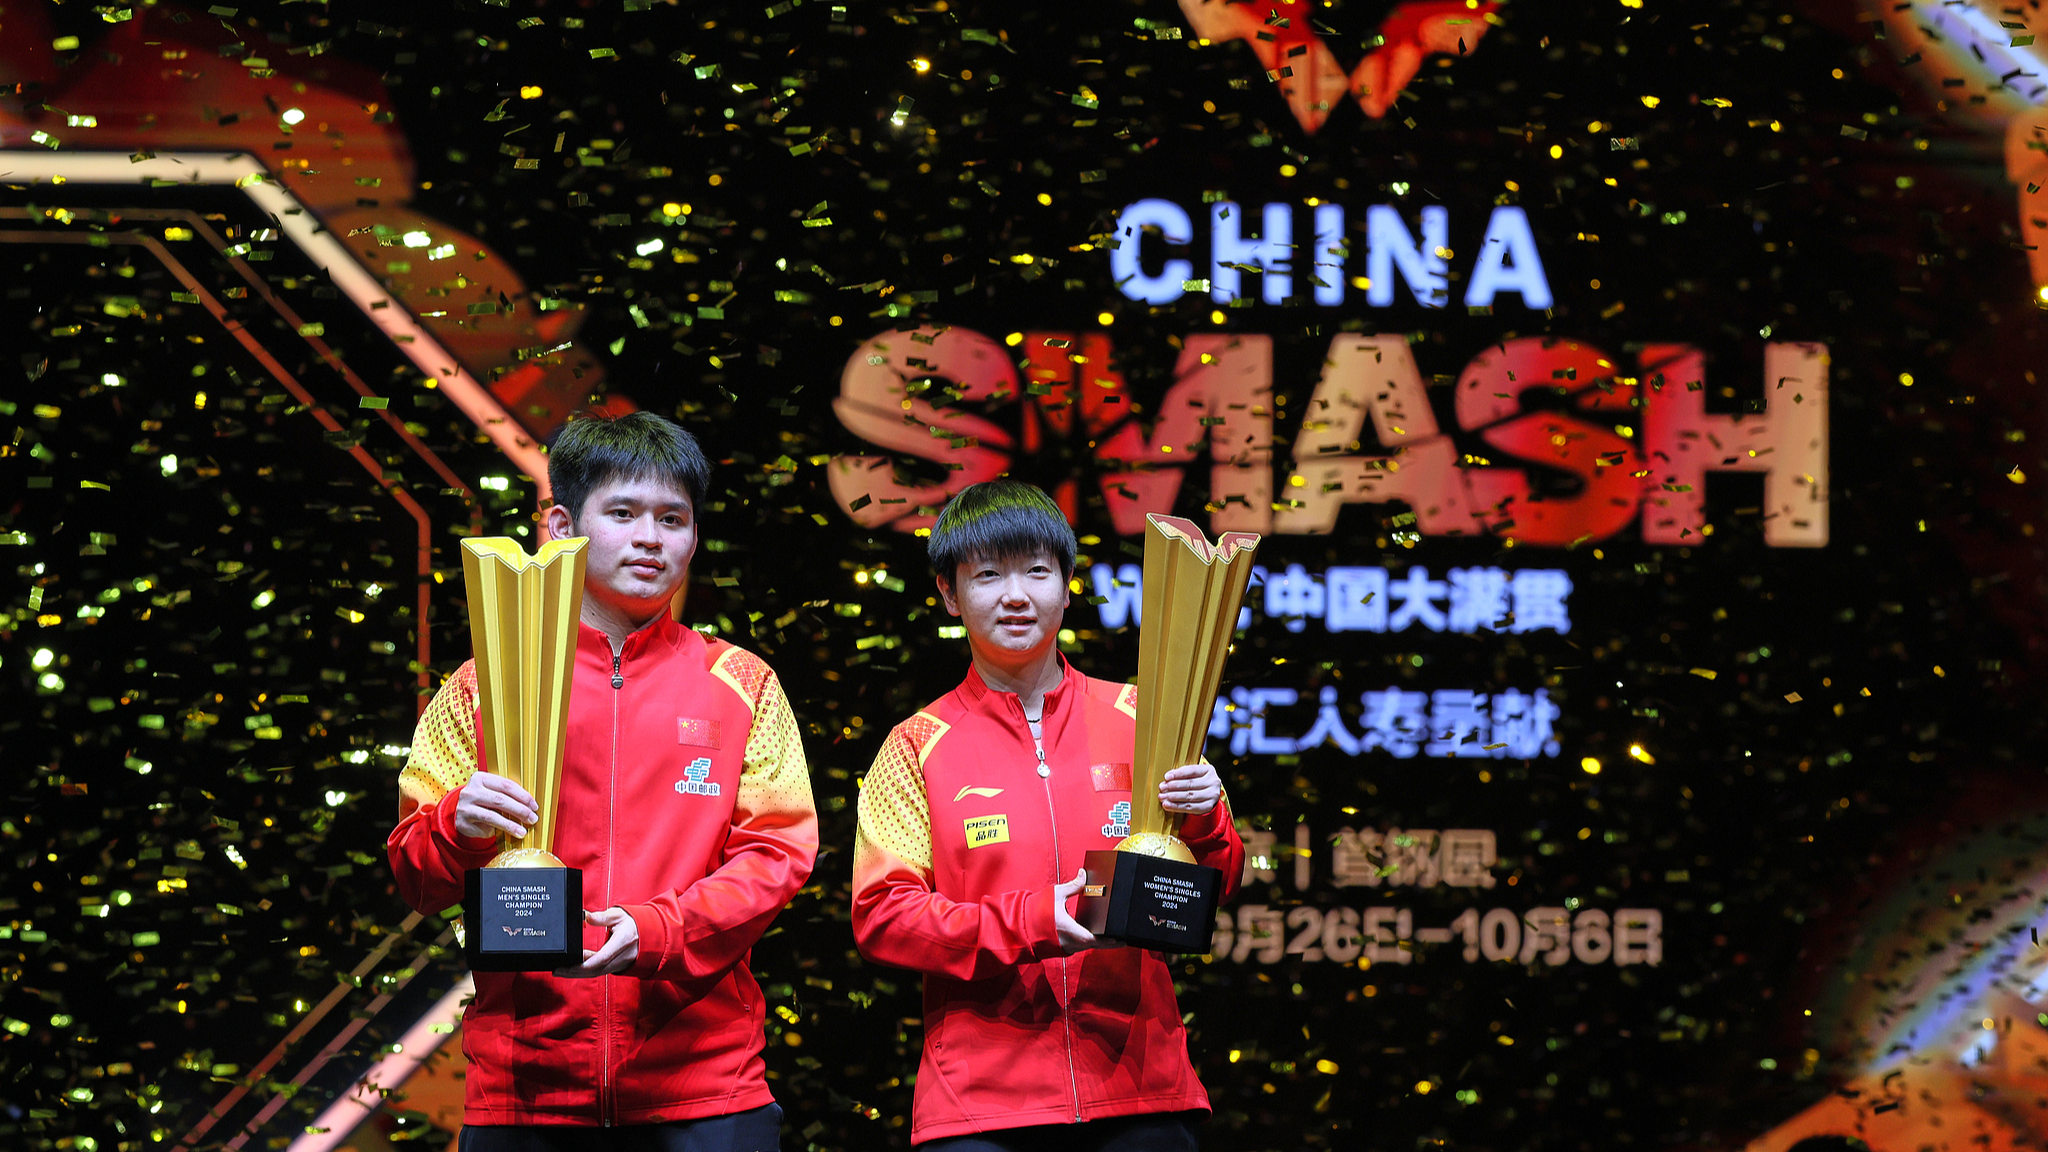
left=622, top=903, right=669, bottom=979
left=1026, top=884, right=1063, bottom=962
left=1179, top=805, right=1226, bottom=844
left=431, top=793, right=503, bottom=860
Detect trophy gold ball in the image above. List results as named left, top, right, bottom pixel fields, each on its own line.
left=1079, top=514, right=1258, bottom=952
left=487, top=846, right=569, bottom=870
left=1115, top=832, right=1197, bottom=864
left=458, top=536, right=589, bottom=971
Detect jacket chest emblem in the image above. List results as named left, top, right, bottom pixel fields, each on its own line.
left=677, top=717, right=722, bottom=749
left=1102, top=800, right=1132, bottom=838
left=674, top=756, right=721, bottom=797
left=963, top=814, right=1010, bottom=848
left=1091, top=763, right=1132, bottom=791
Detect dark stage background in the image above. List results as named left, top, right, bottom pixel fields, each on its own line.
left=4, top=1, right=2047, bottom=1150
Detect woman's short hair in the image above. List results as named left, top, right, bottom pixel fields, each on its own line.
left=927, top=480, right=1078, bottom=585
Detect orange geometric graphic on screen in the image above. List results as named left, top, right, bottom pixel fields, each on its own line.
left=1860, top=0, right=2048, bottom=301
left=0, top=2, right=615, bottom=446
left=1178, top=0, right=1499, bottom=134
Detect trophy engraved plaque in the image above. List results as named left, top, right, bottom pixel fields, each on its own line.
left=1080, top=514, right=1259, bottom=952
left=459, top=536, right=588, bottom=972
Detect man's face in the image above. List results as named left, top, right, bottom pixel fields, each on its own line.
left=938, top=549, right=1070, bottom=664
left=548, top=475, right=697, bottom=622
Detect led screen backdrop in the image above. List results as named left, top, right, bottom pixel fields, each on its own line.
left=2, top=1, right=2047, bottom=1150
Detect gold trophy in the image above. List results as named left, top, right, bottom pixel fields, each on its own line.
left=1079, top=514, right=1259, bottom=951
left=458, top=536, right=588, bottom=972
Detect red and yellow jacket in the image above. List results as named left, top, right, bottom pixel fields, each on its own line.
left=387, top=616, right=817, bottom=1127
left=851, top=660, right=1244, bottom=1144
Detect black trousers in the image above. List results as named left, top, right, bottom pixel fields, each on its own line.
left=458, top=1103, right=783, bottom=1152
left=916, top=1111, right=1202, bottom=1152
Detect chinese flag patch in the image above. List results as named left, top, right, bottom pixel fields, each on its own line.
left=1090, top=763, right=1132, bottom=791
left=677, top=718, right=722, bottom=749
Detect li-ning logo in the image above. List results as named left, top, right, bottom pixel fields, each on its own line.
left=675, top=757, right=720, bottom=797
left=1103, top=801, right=1132, bottom=839
left=1176, top=1, right=1498, bottom=135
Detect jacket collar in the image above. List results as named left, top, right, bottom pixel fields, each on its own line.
left=959, top=656, right=1082, bottom=730
left=576, top=610, right=691, bottom=664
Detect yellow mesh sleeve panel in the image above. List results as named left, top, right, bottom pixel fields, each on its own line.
left=736, top=664, right=815, bottom=817
left=900, top=712, right=950, bottom=768
left=855, top=714, right=945, bottom=878
left=398, top=663, right=480, bottom=815
left=710, top=643, right=772, bottom=707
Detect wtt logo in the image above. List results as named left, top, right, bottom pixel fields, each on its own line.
left=826, top=328, right=1830, bottom=549
left=1177, top=0, right=1498, bottom=134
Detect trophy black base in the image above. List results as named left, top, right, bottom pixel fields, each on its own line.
left=463, top=866, right=584, bottom=972
left=1078, top=850, right=1223, bottom=954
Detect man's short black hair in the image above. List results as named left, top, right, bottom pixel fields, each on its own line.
left=928, top=479, right=1077, bottom=586
left=547, top=411, right=712, bottom=523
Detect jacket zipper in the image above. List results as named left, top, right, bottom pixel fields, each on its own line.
left=601, top=646, right=622, bottom=1126
left=1030, top=711, right=1083, bottom=1123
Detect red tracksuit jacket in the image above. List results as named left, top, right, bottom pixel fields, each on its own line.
left=387, top=616, right=817, bottom=1126
left=851, top=660, right=1244, bottom=1144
